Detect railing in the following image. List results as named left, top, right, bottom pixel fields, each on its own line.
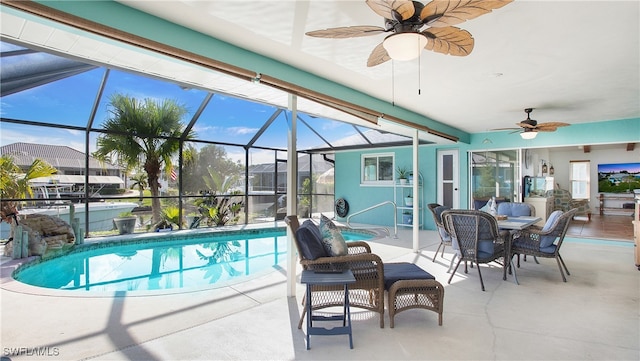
left=346, top=200, right=398, bottom=238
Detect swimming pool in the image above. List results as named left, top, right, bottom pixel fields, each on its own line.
left=13, top=227, right=374, bottom=293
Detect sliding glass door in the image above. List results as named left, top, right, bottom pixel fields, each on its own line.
left=469, top=149, right=520, bottom=208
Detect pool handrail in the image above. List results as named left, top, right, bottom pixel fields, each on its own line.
left=346, top=200, right=398, bottom=238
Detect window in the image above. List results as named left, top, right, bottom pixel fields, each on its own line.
left=362, top=153, right=394, bottom=185
left=570, top=160, right=590, bottom=199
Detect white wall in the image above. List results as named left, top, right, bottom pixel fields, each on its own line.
left=549, top=144, right=640, bottom=210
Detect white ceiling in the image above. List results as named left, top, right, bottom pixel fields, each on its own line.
left=116, top=0, right=640, bottom=135
left=1, top=1, right=638, bottom=140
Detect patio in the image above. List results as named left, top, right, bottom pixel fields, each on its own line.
left=1, top=222, right=638, bottom=360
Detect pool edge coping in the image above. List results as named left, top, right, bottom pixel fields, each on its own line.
left=1, top=222, right=384, bottom=298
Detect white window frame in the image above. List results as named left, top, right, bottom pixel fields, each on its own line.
left=570, top=160, right=590, bottom=199
left=361, top=153, right=394, bottom=186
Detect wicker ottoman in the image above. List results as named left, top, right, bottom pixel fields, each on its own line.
left=384, top=263, right=445, bottom=328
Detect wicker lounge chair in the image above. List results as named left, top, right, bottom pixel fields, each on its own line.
left=442, top=209, right=510, bottom=291
left=510, top=208, right=578, bottom=282
left=284, top=216, right=386, bottom=328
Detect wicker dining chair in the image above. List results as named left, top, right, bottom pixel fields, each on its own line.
left=284, top=215, right=386, bottom=328
left=428, top=203, right=452, bottom=262
left=510, top=208, right=578, bottom=282
left=441, top=209, right=510, bottom=291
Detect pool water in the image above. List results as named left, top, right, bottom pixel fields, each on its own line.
left=14, top=229, right=372, bottom=293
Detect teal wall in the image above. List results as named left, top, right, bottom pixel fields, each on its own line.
left=336, top=118, right=639, bottom=230
left=470, top=118, right=640, bottom=148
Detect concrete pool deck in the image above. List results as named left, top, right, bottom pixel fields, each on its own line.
left=1, top=222, right=638, bottom=360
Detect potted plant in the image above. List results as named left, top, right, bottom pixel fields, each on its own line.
left=396, top=166, right=409, bottom=185
left=113, top=211, right=137, bottom=235
left=185, top=212, right=201, bottom=229
left=402, top=211, right=413, bottom=225
left=404, top=193, right=413, bottom=207
left=153, top=206, right=181, bottom=231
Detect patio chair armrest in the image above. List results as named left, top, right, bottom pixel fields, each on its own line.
left=346, top=241, right=372, bottom=255
left=300, top=250, right=383, bottom=271
left=511, top=230, right=544, bottom=248
left=517, top=226, right=555, bottom=238
left=498, top=229, right=510, bottom=243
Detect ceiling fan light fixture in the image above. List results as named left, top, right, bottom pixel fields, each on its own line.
left=520, top=131, right=538, bottom=140
left=382, top=33, right=427, bottom=61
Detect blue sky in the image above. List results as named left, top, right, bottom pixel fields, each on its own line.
left=0, top=47, right=365, bottom=165
left=597, top=162, right=640, bottom=174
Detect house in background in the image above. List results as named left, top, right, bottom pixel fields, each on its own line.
left=1, top=142, right=128, bottom=198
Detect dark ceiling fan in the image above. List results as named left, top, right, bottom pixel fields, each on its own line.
left=305, top=0, right=513, bottom=67
left=494, top=108, right=570, bottom=139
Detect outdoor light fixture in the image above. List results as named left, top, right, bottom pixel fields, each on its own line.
left=382, top=33, right=428, bottom=61
left=520, top=131, right=538, bottom=140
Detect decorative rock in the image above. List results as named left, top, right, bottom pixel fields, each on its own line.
left=2, top=214, right=75, bottom=258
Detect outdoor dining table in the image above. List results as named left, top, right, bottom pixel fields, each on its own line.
left=497, top=216, right=542, bottom=230
left=497, top=215, right=542, bottom=284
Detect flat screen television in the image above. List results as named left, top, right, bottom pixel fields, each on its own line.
left=597, top=162, right=640, bottom=193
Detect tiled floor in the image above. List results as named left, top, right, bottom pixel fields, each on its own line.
left=1, top=217, right=637, bottom=360
left=567, top=214, right=634, bottom=241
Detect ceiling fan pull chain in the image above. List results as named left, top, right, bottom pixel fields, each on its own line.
left=392, top=61, right=395, bottom=106
left=418, top=49, right=422, bottom=95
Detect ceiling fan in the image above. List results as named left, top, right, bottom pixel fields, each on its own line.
left=496, top=108, right=570, bottom=139
left=305, top=0, right=513, bottom=67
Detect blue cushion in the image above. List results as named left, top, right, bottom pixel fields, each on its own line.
left=539, top=210, right=564, bottom=248
left=296, top=220, right=327, bottom=260
left=437, top=226, right=451, bottom=242
left=540, top=244, right=557, bottom=254
left=477, top=240, right=495, bottom=259
left=497, top=202, right=532, bottom=217
left=319, top=214, right=348, bottom=256
left=434, top=205, right=451, bottom=241
left=302, top=219, right=322, bottom=240
left=383, top=262, right=435, bottom=290
left=434, top=205, right=450, bottom=222
left=475, top=198, right=506, bottom=210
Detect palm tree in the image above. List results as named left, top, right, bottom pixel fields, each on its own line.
left=0, top=155, right=57, bottom=222
left=129, top=172, right=147, bottom=202
left=94, top=93, right=193, bottom=223
left=197, top=168, right=243, bottom=226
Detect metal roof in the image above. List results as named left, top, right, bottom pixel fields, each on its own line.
left=0, top=142, right=122, bottom=171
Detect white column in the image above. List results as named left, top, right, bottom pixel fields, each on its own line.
left=413, top=129, right=420, bottom=252
left=286, top=94, right=298, bottom=297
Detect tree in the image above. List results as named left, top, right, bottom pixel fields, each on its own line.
left=181, top=144, right=243, bottom=194
left=0, top=155, right=57, bottom=223
left=94, top=93, right=193, bottom=223
left=129, top=172, right=148, bottom=202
